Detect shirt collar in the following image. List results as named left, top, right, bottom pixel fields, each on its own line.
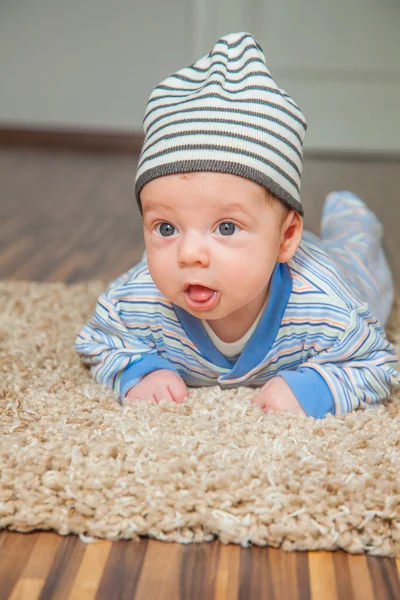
left=173, top=262, right=293, bottom=377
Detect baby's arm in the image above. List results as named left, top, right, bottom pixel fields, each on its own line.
left=272, top=303, right=400, bottom=418
left=124, top=369, right=188, bottom=405
left=74, top=289, right=181, bottom=403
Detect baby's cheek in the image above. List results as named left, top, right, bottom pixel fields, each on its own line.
left=148, top=256, right=178, bottom=296
left=230, top=261, right=269, bottom=291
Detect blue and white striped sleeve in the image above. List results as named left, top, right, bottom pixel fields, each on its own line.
left=74, top=290, right=179, bottom=402
left=278, top=303, right=400, bottom=418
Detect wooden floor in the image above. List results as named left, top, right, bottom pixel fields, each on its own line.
left=1, top=148, right=400, bottom=599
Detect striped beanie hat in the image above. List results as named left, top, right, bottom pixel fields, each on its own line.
left=135, top=32, right=307, bottom=215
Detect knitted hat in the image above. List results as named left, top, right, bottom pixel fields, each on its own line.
left=135, top=32, right=307, bottom=215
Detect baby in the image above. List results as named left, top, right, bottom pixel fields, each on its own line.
left=75, top=32, right=400, bottom=419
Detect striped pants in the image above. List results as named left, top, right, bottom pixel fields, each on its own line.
left=306, top=191, right=394, bottom=326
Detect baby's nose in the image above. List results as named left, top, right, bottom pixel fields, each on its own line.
left=178, top=232, right=210, bottom=267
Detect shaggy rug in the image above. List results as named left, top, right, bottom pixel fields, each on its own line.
left=0, top=280, right=399, bottom=557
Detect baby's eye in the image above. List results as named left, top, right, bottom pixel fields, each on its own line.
left=217, top=222, right=237, bottom=236
left=156, top=222, right=176, bottom=237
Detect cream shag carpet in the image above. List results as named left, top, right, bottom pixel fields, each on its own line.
left=0, top=280, right=399, bottom=557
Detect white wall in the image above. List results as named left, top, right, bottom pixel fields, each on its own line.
left=192, top=0, right=400, bottom=152
left=1, top=0, right=399, bottom=151
left=0, top=0, right=191, bottom=130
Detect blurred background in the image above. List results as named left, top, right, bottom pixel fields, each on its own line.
left=0, top=0, right=399, bottom=287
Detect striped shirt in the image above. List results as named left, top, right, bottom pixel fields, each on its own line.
left=74, top=229, right=400, bottom=419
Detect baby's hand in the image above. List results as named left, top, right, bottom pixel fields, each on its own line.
left=124, top=369, right=188, bottom=406
left=251, top=377, right=306, bottom=416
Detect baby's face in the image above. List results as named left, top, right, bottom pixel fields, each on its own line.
left=141, top=172, right=294, bottom=325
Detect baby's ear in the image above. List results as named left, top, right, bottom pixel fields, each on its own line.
left=277, top=211, right=303, bottom=263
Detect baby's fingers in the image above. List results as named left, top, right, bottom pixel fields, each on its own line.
left=154, top=385, right=183, bottom=404
left=252, top=396, right=266, bottom=410
left=251, top=391, right=271, bottom=412
left=150, top=382, right=172, bottom=403
left=124, top=393, right=157, bottom=406
left=167, top=379, right=188, bottom=404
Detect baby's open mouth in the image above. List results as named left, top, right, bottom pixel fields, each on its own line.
left=183, top=284, right=219, bottom=310
left=186, top=284, right=215, bottom=302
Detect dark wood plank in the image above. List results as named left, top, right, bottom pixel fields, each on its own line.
left=95, top=538, right=148, bottom=600
left=238, top=546, right=310, bottom=600
left=367, top=555, right=400, bottom=600
left=37, top=535, right=86, bottom=600
left=296, top=551, right=311, bottom=600
left=239, top=546, right=275, bottom=599
left=0, top=531, right=40, bottom=599
left=332, top=551, right=355, bottom=600
left=0, top=126, right=143, bottom=154
left=180, top=540, right=220, bottom=600
left=252, top=547, right=311, bottom=600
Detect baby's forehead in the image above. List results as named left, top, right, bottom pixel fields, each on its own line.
left=174, top=172, right=234, bottom=186
left=140, top=171, right=274, bottom=217
left=144, top=171, right=265, bottom=194
left=177, top=172, right=224, bottom=179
